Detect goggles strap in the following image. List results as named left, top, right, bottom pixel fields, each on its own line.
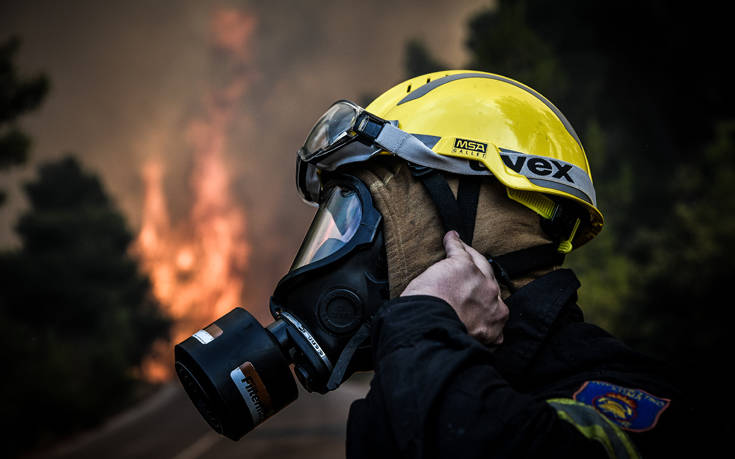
left=374, top=124, right=450, bottom=170
left=375, top=123, right=425, bottom=156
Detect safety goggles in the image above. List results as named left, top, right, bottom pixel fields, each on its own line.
left=296, top=100, right=487, bottom=203
left=289, top=174, right=382, bottom=273
left=298, top=100, right=386, bottom=163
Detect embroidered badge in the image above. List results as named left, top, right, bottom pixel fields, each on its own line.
left=573, top=380, right=670, bottom=432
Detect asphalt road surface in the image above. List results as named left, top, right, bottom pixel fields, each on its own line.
left=26, top=376, right=371, bottom=459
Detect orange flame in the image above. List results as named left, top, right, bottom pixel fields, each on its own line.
left=136, top=7, right=256, bottom=382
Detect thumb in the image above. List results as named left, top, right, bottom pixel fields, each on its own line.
left=443, top=230, right=468, bottom=259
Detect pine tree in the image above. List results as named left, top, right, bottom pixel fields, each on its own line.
left=0, top=36, right=49, bottom=204
left=0, top=156, right=170, bottom=455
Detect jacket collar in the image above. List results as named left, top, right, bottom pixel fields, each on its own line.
left=494, top=268, right=581, bottom=379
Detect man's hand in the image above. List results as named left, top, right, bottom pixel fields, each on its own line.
left=400, top=230, right=509, bottom=346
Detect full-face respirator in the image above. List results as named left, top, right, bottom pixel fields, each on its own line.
left=174, top=174, right=388, bottom=440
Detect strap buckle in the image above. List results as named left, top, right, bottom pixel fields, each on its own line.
left=354, top=112, right=386, bottom=144
left=407, top=162, right=434, bottom=178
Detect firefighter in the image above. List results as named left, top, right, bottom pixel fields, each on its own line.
left=293, top=71, right=694, bottom=458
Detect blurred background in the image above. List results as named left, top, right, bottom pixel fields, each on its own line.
left=1, top=0, right=731, bottom=457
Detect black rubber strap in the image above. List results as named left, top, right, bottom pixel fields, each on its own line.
left=414, top=170, right=468, bottom=240
left=487, top=256, right=515, bottom=292
left=456, top=176, right=481, bottom=245
left=325, top=321, right=372, bottom=391
left=494, top=243, right=565, bottom=279
left=409, top=165, right=479, bottom=244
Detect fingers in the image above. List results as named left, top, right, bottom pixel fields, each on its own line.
left=461, top=239, right=494, bottom=279
left=443, top=231, right=494, bottom=279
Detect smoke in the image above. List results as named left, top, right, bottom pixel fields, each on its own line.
left=0, top=0, right=493, bottom=331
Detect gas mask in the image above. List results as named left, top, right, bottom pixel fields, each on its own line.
left=174, top=174, right=388, bottom=440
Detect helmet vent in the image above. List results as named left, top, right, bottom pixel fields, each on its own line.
left=406, top=84, right=411, bottom=93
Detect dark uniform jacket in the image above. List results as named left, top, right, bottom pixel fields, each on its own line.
left=346, top=269, right=697, bottom=458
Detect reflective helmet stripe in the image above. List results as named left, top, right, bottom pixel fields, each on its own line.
left=499, top=148, right=597, bottom=206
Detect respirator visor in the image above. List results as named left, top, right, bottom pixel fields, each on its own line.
left=290, top=183, right=364, bottom=271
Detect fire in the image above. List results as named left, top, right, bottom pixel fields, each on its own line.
left=135, top=7, right=256, bottom=382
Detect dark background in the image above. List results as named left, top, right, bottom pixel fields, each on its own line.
left=1, top=0, right=731, bottom=456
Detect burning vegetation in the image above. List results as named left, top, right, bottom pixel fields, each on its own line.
left=136, top=7, right=256, bottom=381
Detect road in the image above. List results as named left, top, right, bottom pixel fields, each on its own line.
left=25, top=376, right=371, bottom=459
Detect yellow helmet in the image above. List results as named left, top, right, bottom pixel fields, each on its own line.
left=296, top=70, right=603, bottom=251
left=365, top=70, right=603, bottom=249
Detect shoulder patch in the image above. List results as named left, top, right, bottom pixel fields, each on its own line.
left=573, top=380, right=670, bottom=432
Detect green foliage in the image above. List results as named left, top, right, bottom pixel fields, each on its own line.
left=0, top=156, right=170, bottom=456
left=618, top=121, right=735, bottom=362
left=611, top=122, right=735, bottom=438
left=0, top=36, right=49, bottom=204
left=567, top=230, right=633, bottom=332
left=565, top=117, right=636, bottom=328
